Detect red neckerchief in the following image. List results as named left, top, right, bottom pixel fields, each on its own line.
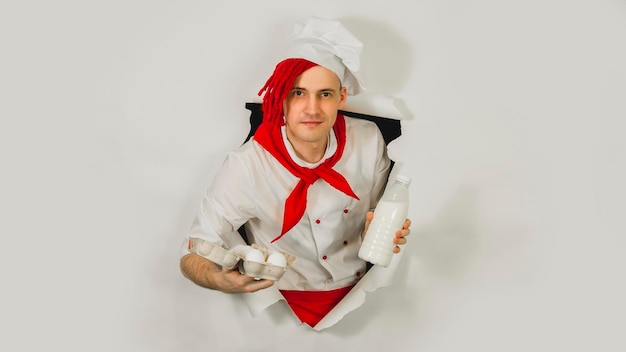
left=253, top=114, right=359, bottom=242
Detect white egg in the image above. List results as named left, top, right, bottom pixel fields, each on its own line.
left=266, top=252, right=287, bottom=267
left=245, top=248, right=265, bottom=263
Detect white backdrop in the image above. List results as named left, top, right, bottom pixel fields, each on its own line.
left=2, top=0, right=625, bottom=351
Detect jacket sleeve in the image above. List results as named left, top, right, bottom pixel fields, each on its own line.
left=182, top=149, right=257, bottom=256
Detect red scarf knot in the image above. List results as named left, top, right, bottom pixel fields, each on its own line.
left=254, top=114, right=359, bottom=243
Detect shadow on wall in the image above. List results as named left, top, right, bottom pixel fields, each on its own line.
left=338, top=16, right=414, bottom=94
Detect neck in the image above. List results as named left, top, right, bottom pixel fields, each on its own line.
left=289, top=137, right=328, bottom=164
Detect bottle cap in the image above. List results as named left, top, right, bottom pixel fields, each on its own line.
left=396, top=174, right=412, bottom=184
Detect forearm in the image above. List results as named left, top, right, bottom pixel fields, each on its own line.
left=180, top=252, right=274, bottom=293
left=180, top=253, right=221, bottom=290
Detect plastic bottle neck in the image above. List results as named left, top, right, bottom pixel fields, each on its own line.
left=394, top=179, right=411, bottom=188
left=394, top=174, right=412, bottom=188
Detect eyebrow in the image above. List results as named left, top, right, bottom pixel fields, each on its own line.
left=291, top=86, right=338, bottom=93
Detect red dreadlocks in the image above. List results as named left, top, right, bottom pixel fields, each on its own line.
left=257, top=58, right=318, bottom=126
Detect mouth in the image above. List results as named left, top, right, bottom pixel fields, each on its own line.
left=300, top=121, right=323, bottom=127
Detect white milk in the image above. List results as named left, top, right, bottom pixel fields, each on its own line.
left=358, top=175, right=411, bottom=267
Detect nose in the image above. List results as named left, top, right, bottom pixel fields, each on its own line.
left=304, top=96, right=321, bottom=115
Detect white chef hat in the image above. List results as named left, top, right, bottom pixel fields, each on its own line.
left=286, top=16, right=367, bottom=95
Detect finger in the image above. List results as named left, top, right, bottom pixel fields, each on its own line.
left=395, top=228, right=411, bottom=238
left=393, top=245, right=401, bottom=254
left=393, top=237, right=407, bottom=245
left=224, top=269, right=274, bottom=293
left=222, top=265, right=257, bottom=281
left=365, top=211, right=374, bottom=224
left=363, top=211, right=374, bottom=233
left=221, top=265, right=244, bottom=276
left=402, top=218, right=412, bottom=229
left=243, top=278, right=274, bottom=293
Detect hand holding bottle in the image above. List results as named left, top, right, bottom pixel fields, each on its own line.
left=362, top=211, right=411, bottom=254
left=358, top=174, right=413, bottom=267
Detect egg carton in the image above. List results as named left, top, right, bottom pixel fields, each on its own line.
left=187, top=238, right=295, bottom=281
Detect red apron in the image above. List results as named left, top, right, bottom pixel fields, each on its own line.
left=280, top=285, right=354, bottom=327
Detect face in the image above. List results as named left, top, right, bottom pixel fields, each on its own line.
left=283, top=65, right=347, bottom=153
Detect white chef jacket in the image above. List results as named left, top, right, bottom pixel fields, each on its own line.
left=184, top=116, right=391, bottom=291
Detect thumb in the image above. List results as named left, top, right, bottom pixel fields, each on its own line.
left=362, top=211, right=374, bottom=239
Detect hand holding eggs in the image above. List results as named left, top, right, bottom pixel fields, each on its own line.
left=229, top=245, right=292, bottom=281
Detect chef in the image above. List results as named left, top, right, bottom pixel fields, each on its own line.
left=179, top=16, right=411, bottom=329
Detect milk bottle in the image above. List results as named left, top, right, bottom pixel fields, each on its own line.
left=358, top=174, right=411, bottom=267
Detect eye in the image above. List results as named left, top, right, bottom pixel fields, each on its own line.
left=320, top=91, right=332, bottom=98
left=290, top=89, right=305, bottom=97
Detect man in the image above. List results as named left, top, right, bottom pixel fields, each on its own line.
left=180, top=16, right=411, bottom=328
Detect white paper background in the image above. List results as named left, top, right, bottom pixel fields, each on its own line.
left=2, top=0, right=625, bottom=351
